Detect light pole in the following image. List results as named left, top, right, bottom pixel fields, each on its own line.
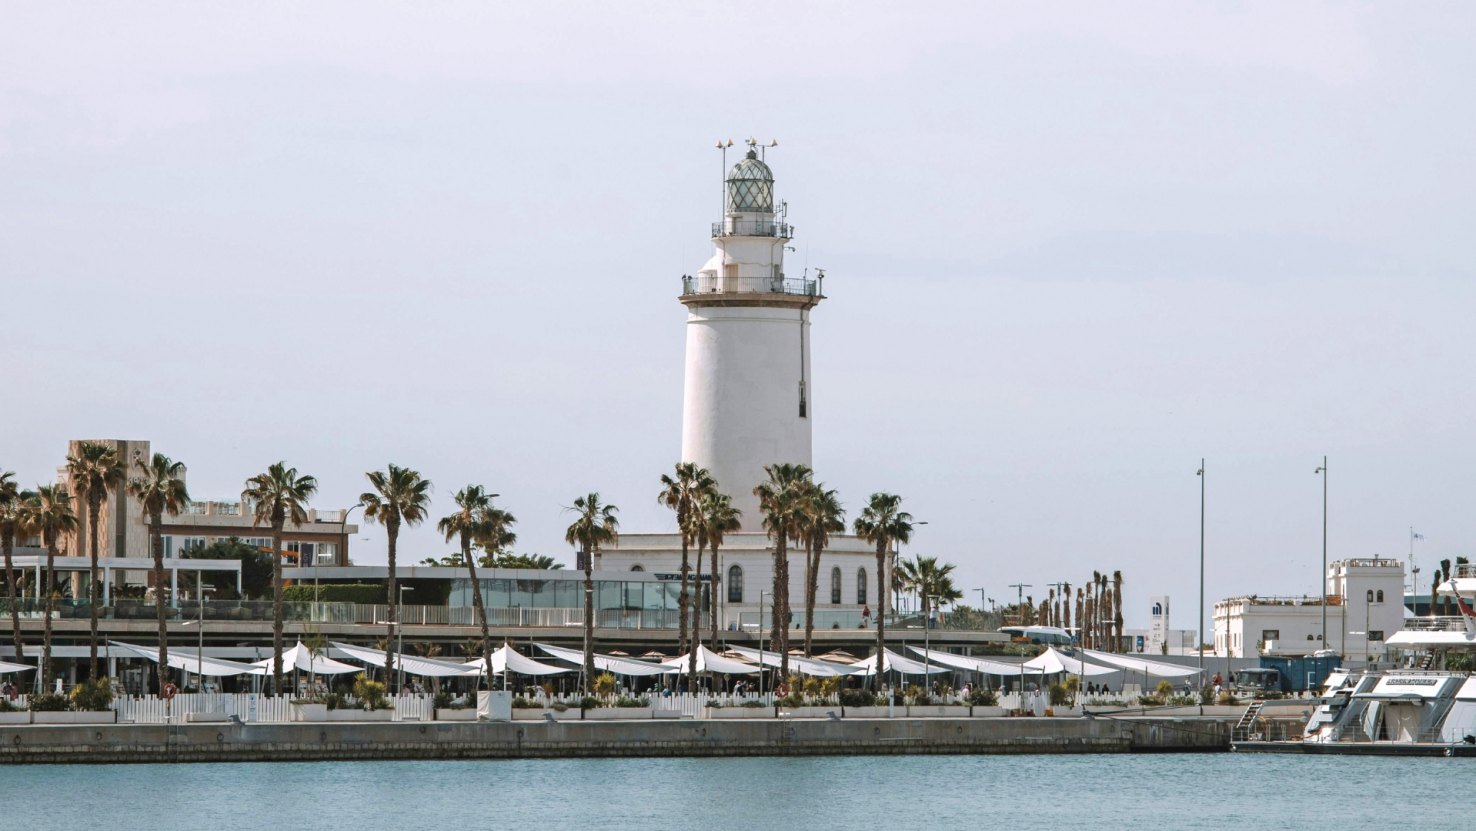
left=396, top=585, right=413, bottom=693
left=181, top=585, right=213, bottom=695
left=757, top=590, right=770, bottom=697
left=1008, top=582, right=1031, bottom=705
left=895, top=521, right=927, bottom=616
left=1197, top=459, right=1205, bottom=673
left=329, top=502, right=364, bottom=622
left=1315, top=457, right=1328, bottom=651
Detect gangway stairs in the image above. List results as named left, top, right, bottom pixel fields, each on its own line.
left=1232, top=701, right=1265, bottom=742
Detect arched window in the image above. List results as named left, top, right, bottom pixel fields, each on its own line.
left=1376, top=590, right=1385, bottom=603
left=630, top=564, right=644, bottom=572
left=830, top=567, right=842, bottom=604
left=1366, top=589, right=1374, bottom=602
left=727, top=564, right=744, bottom=603
left=856, top=568, right=868, bottom=606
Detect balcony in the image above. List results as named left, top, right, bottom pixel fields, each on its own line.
left=681, top=275, right=817, bottom=298
left=711, top=219, right=792, bottom=238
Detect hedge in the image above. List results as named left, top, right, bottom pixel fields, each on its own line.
left=282, top=584, right=385, bottom=605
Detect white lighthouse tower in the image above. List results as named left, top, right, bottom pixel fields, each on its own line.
left=679, top=144, right=823, bottom=528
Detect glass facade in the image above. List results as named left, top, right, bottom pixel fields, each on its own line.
left=449, top=576, right=682, bottom=614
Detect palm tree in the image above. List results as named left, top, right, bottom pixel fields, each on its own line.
left=244, top=462, right=318, bottom=695
left=1112, top=570, right=1124, bottom=654
left=1075, top=588, right=1084, bottom=643
left=438, top=486, right=495, bottom=691
left=65, top=441, right=125, bottom=679
left=127, top=452, right=190, bottom=687
left=754, top=464, right=813, bottom=679
left=658, top=462, right=716, bottom=689
left=799, top=485, right=844, bottom=657
left=1061, top=582, right=1072, bottom=632
left=898, top=555, right=960, bottom=628
left=23, top=485, right=78, bottom=694
left=564, top=493, right=619, bottom=693
left=0, top=472, right=31, bottom=674
left=853, top=492, right=913, bottom=692
left=697, top=491, right=741, bottom=648
left=361, top=464, right=433, bottom=692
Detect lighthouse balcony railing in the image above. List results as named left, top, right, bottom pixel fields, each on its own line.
left=682, top=276, right=817, bottom=297
left=711, top=220, right=792, bottom=238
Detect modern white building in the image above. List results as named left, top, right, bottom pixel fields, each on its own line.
left=601, top=144, right=879, bottom=630
left=1213, top=557, right=1405, bottom=661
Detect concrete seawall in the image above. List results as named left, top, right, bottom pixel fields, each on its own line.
left=0, top=716, right=1231, bottom=764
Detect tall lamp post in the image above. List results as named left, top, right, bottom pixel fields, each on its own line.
left=328, top=502, right=364, bottom=622
left=1196, top=460, right=1205, bottom=673
left=396, top=585, right=413, bottom=693
left=1315, top=457, right=1328, bottom=651
left=894, top=521, right=927, bottom=616
left=1008, top=582, right=1031, bottom=706
left=757, top=590, right=770, bottom=698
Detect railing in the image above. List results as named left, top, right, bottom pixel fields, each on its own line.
left=1223, top=595, right=1341, bottom=607
left=1400, top=616, right=1472, bottom=632
left=681, top=275, right=817, bottom=298
left=711, top=219, right=792, bottom=238
left=1456, top=563, right=1476, bottom=579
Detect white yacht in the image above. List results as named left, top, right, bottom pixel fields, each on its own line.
left=1234, top=564, right=1476, bottom=756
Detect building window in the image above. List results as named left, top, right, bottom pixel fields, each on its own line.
left=1376, top=590, right=1384, bottom=603
left=629, top=565, right=644, bottom=572
left=727, top=565, right=743, bottom=603
left=1366, top=589, right=1374, bottom=602
left=178, top=537, right=206, bottom=554
left=856, top=568, right=868, bottom=606
left=1369, top=630, right=1384, bottom=642
left=830, top=567, right=842, bottom=605
left=1261, top=629, right=1280, bottom=641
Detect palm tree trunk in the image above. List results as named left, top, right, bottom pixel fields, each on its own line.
left=42, top=540, right=56, bottom=694
left=271, top=519, right=286, bottom=696
left=150, top=514, right=170, bottom=686
left=708, top=541, right=720, bottom=649
left=803, top=536, right=819, bottom=656
left=386, top=516, right=399, bottom=694
left=460, top=532, right=493, bottom=692
left=3, top=533, right=22, bottom=676
left=874, top=539, right=886, bottom=693
left=88, top=492, right=102, bottom=680
left=688, top=539, right=701, bottom=693
left=773, top=536, right=789, bottom=679
left=582, top=544, right=595, bottom=693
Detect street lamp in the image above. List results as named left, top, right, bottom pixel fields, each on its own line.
left=1008, top=582, right=1031, bottom=707
left=396, top=585, right=413, bottom=693
left=758, top=590, right=770, bottom=698
left=328, top=502, right=364, bottom=623
left=1197, top=459, right=1205, bottom=673
left=895, top=521, right=927, bottom=616
left=1315, top=457, right=1328, bottom=651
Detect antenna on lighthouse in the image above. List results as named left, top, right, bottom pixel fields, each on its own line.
left=747, top=137, right=779, bottom=160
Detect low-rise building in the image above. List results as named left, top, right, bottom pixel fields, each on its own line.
left=1214, top=557, right=1404, bottom=660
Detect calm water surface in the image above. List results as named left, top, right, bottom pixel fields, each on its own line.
left=0, top=754, right=1459, bottom=829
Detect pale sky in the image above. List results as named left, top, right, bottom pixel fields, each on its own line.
left=4, top=2, right=1474, bottom=632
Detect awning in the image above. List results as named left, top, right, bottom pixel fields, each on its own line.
left=906, top=647, right=1025, bottom=676
left=849, top=649, right=951, bottom=676
left=461, top=644, right=573, bottom=676
left=0, top=659, right=34, bottom=674
left=332, top=642, right=479, bottom=678
left=661, top=645, right=761, bottom=675
left=1075, top=648, right=1202, bottom=678
left=111, top=641, right=267, bottom=677
left=1023, top=647, right=1116, bottom=676
left=725, top=645, right=866, bottom=676
left=250, top=642, right=360, bottom=676
left=535, top=643, right=670, bottom=677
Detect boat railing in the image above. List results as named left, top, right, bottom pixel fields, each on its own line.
left=1400, top=616, right=1471, bottom=632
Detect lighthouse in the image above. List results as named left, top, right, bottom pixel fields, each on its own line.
left=679, top=143, right=823, bottom=528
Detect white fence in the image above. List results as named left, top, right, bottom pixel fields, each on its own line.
left=110, top=693, right=443, bottom=724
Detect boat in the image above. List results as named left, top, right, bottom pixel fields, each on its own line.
left=1233, top=564, right=1476, bottom=756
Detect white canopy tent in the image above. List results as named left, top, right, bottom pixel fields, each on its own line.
left=536, top=643, right=670, bottom=677
left=1076, top=648, right=1203, bottom=678
left=905, top=647, right=1028, bottom=677
left=0, top=659, right=34, bottom=674
left=850, top=649, right=951, bottom=676
left=726, top=645, right=866, bottom=676
left=1022, top=647, right=1116, bottom=677
left=461, top=644, right=573, bottom=676
left=660, top=645, right=761, bottom=675
left=111, top=641, right=266, bottom=677
left=250, top=642, right=360, bottom=676
left=332, top=642, right=479, bottom=678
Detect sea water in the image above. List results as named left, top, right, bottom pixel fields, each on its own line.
left=0, top=753, right=1455, bottom=829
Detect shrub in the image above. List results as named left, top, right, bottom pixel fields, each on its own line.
left=549, top=701, right=570, bottom=712
left=593, top=673, right=617, bottom=697
left=69, top=678, right=114, bottom=712
left=1217, top=692, right=1239, bottom=706
left=0, top=698, right=15, bottom=713
left=777, top=692, right=804, bottom=708
left=352, top=674, right=389, bottom=710
left=839, top=689, right=881, bottom=708
left=579, top=696, right=603, bottom=710
left=968, top=688, right=999, bottom=707
left=324, top=692, right=345, bottom=711
left=433, top=690, right=453, bottom=710
left=1154, top=679, right=1175, bottom=703
left=282, top=584, right=385, bottom=605
left=29, top=693, right=69, bottom=712
left=613, top=696, right=649, bottom=708
left=1048, top=683, right=1072, bottom=707
left=512, top=697, right=541, bottom=709
left=802, top=676, right=821, bottom=698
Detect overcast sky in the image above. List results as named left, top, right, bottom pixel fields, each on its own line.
left=4, top=3, right=1474, bottom=631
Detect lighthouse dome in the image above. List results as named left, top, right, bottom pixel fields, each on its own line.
left=726, top=150, right=774, bottom=212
